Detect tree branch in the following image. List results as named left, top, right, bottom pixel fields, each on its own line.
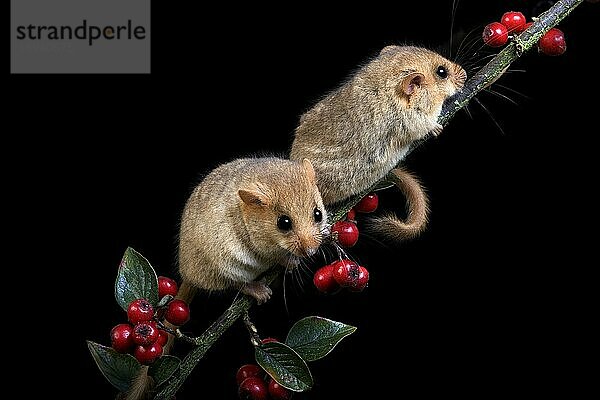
left=439, top=0, right=583, bottom=125
left=152, top=1, right=584, bottom=398
left=153, top=268, right=279, bottom=399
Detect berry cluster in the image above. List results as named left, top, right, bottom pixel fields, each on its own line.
left=331, top=192, right=378, bottom=248
left=316, top=192, right=376, bottom=293
left=236, top=345, right=292, bottom=400
left=482, top=11, right=566, bottom=56
left=314, top=259, right=369, bottom=294
left=110, top=276, right=190, bottom=365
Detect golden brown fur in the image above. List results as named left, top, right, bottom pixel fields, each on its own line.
left=178, top=157, right=327, bottom=300
left=365, top=169, right=429, bottom=241
left=291, top=46, right=466, bottom=241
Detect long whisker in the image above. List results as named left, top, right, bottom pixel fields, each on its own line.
left=474, top=97, right=505, bottom=136
left=295, top=265, right=307, bottom=294
left=358, top=231, right=392, bottom=250
left=283, top=263, right=289, bottom=315
left=319, top=246, right=328, bottom=263
left=483, top=88, right=519, bottom=106
left=299, top=262, right=313, bottom=279
left=463, top=104, right=474, bottom=119
left=455, top=25, right=491, bottom=67
left=449, top=0, right=460, bottom=59
left=461, top=52, right=498, bottom=74
left=455, top=24, right=487, bottom=63
left=495, top=83, right=530, bottom=99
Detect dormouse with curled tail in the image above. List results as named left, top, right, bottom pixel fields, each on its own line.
left=291, top=46, right=466, bottom=241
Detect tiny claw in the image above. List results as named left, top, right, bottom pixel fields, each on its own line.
left=241, top=281, right=272, bottom=304
left=431, top=123, right=444, bottom=136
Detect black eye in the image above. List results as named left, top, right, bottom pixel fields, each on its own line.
left=277, top=215, right=293, bottom=231
left=436, top=66, right=448, bottom=79
left=313, top=208, right=323, bottom=223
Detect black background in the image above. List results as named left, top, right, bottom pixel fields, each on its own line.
left=6, top=0, right=597, bottom=398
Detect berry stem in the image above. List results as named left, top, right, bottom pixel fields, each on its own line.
left=150, top=1, right=584, bottom=398
left=155, top=321, right=197, bottom=346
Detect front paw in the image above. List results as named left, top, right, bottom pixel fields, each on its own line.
left=241, top=281, right=273, bottom=304
left=431, top=123, right=444, bottom=136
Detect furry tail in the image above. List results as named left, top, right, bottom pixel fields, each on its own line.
left=365, top=168, right=429, bottom=242
left=123, top=281, right=197, bottom=400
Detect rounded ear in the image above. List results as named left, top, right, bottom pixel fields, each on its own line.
left=398, top=72, right=425, bottom=97
left=302, top=158, right=316, bottom=183
left=238, top=189, right=269, bottom=207
left=380, top=45, right=400, bottom=57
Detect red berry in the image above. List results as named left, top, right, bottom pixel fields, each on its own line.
left=346, top=208, right=356, bottom=221
left=348, top=266, right=370, bottom=292
left=134, top=342, right=163, bottom=365
left=127, top=299, right=154, bottom=324
left=538, top=28, right=566, bottom=56
left=261, top=337, right=278, bottom=344
left=501, top=11, right=527, bottom=33
left=238, top=377, right=268, bottom=400
left=354, top=193, right=379, bottom=213
left=158, top=276, right=179, bottom=298
left=522, top=22, right=533, bottom=32
left=332, top=221, right=359, bottom=247
left=268, top=378, right=292, bottom=400
left=110, top=323, right=134, bottom=353
left=331, top=259, right=360, bottom=287
left=236, top=364, right=263, bottom=386
left=133, top=321, right=159, bottom=346
left=483, top=22, right=509, bottom=47
left=165, top=299, right=190, bottom=326
left=156, top=330, right=169, bottom=347
left=313, top=264, right=340, bottom=294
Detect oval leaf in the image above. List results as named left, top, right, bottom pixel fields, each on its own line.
left=87, top=340, right=141, bottom=392
left=148, top=355, right=180, bottom=387
left=285, top=316, right=356, bottom=362
left=255, top=342, right=313, bottom=392
left=114, top=247, right=159, bottom=311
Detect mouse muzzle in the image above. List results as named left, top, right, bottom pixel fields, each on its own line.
left=297, top=234, right=321, bottom=258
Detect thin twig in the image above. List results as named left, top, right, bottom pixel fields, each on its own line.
left=153, top=269, right=279, bottom=399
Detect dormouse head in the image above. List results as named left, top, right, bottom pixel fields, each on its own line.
left=372, top=46, right=467, bottom=119
left=238, top=158, right=328, bottom=261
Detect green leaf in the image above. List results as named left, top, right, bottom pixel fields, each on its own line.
left=114, top=247, right=159, bottom=311
left=148, top=355, right=180, bottom=387
left=285, top=316, right=356, bottom=362
left=255, top=342, right=313, bottom=392
left=87, top=340, right=141, bottom=392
